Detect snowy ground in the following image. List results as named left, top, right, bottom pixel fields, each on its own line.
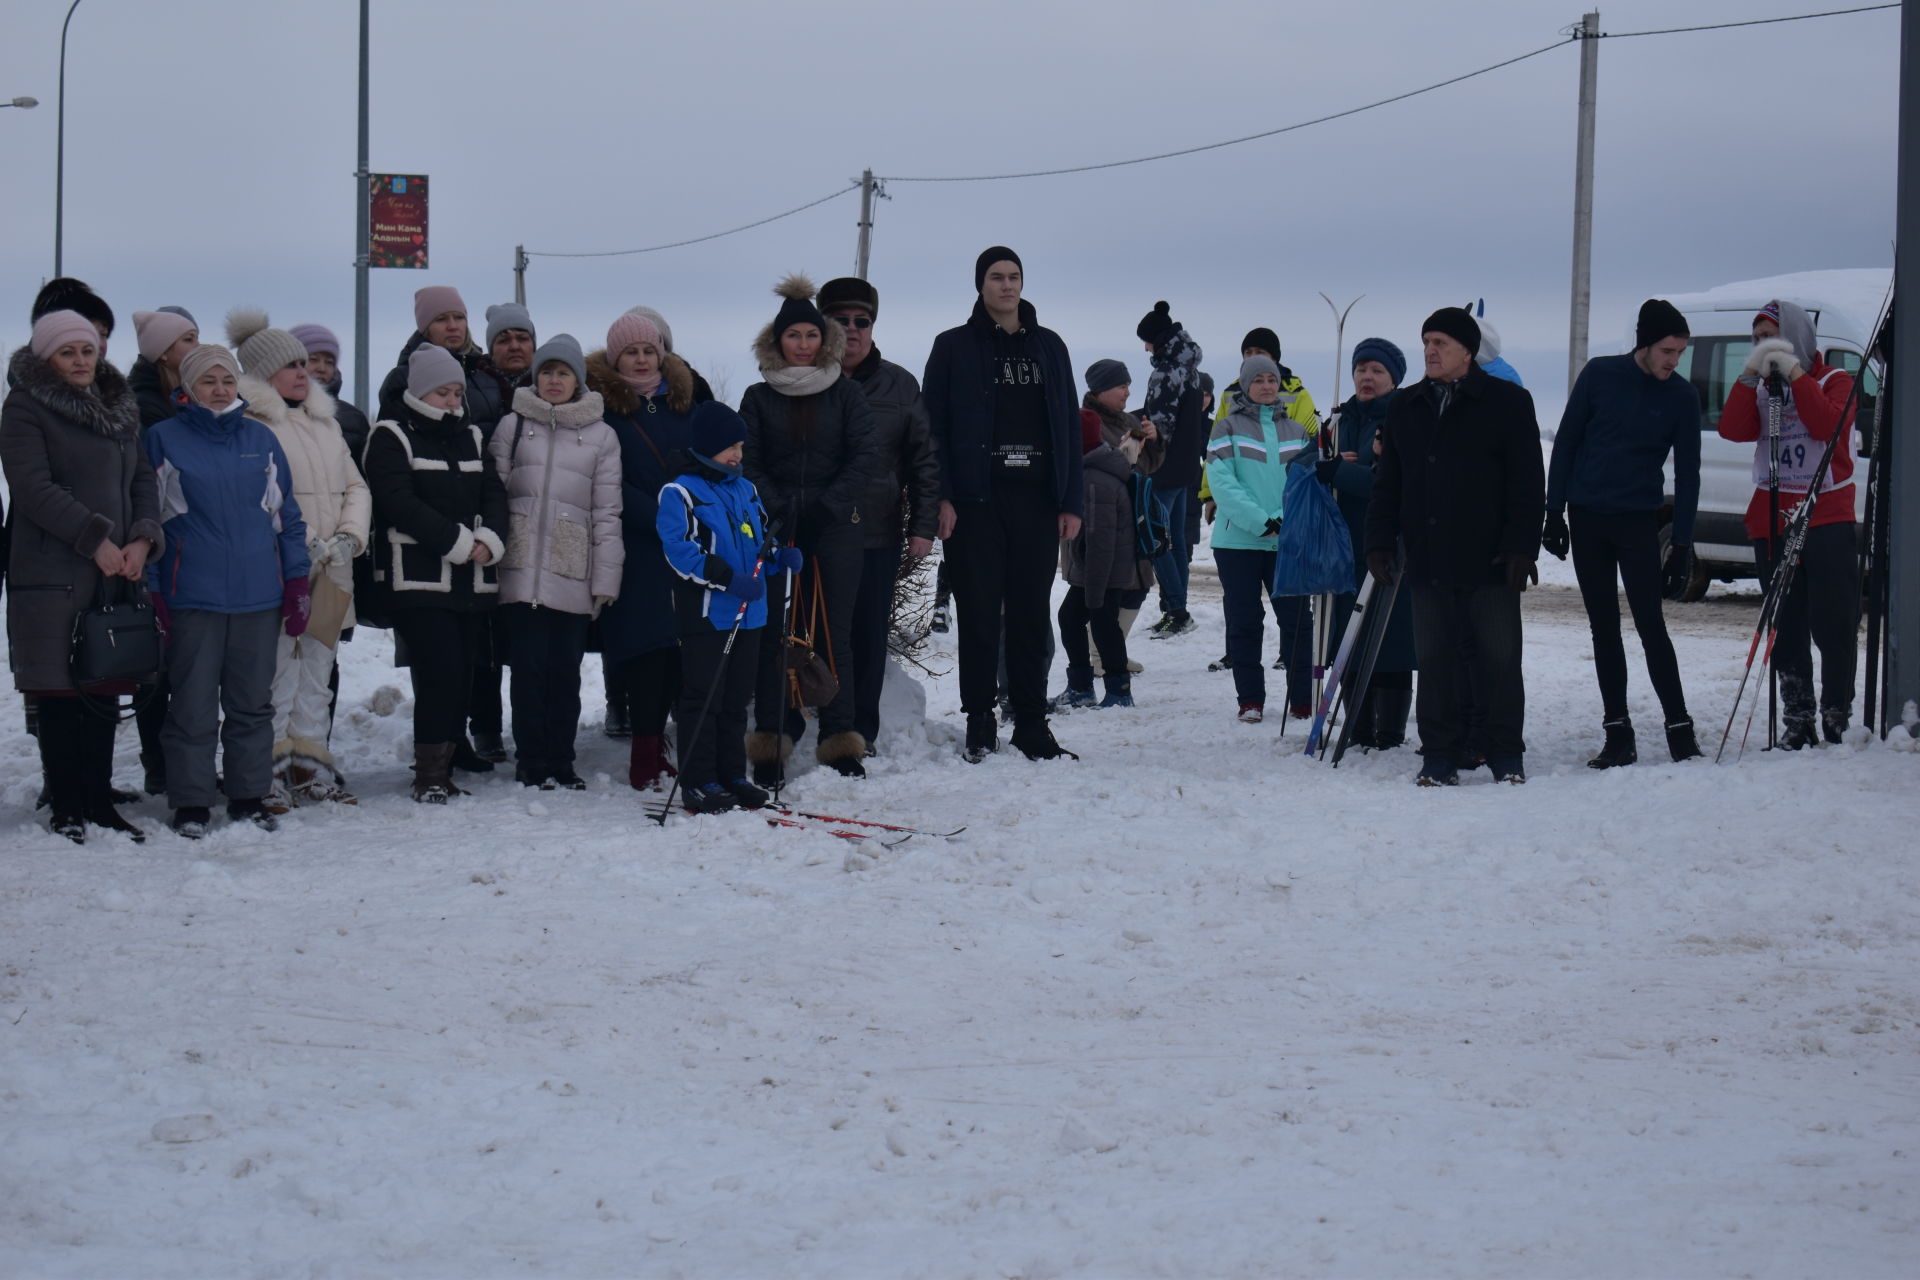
left=2, top=553, right=1917, bottom=1279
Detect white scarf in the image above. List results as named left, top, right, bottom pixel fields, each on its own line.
left=761, top=364, right=841, bottom=397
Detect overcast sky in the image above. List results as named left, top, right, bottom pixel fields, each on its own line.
left=0, top=0, right=1901, bottom=416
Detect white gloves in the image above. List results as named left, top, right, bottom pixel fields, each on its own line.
left=1741, top=337, right=1799, bottom=386
left=328, top=532, right=360, bottom=564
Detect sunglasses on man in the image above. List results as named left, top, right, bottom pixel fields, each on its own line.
left=827, top=314, right=873, bottom=330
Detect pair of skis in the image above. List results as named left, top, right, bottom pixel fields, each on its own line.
left=1301, top=544, right=1404, bottom=764
left=642, top=799, right=965, bottom=845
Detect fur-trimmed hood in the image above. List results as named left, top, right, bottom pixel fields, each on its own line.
left=508, top=384, right=607, bottom=430
left=585, top=349, right=696, bottom=417
left=5, top=345, right=140, bottom=439
left=237, top=370, right=339, bottom=430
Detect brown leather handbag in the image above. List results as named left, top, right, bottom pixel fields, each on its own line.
left=782, top=561, right=840, bottom=709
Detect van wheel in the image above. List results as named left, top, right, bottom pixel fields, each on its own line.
left=1658, top=521, right=1711, bottom=602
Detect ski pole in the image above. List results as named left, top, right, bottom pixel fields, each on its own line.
left=654, top=559, right=765, bottom=824
left=1765, top=372, right=1784, bottom=750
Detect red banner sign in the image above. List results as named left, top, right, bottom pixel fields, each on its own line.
left=368, top=173, right=428, bottom=269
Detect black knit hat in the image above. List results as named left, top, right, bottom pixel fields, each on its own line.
left=770, top=273, right=827, bottom=337
left=1084, top=359, right=1131, bottom=394
left=1634, top=298, right=1689, bottom=350
left=1240, top=327, right=1280, bottom=359
left=1421, top=307, right=1481, bottom=358
left=974, top=246, right=1022, bottom=292
left=818, top=277, right=879, bottom=321
left=1137, top=301, right=1177, bottom=347
left=31, top=277, right=114, bottom=336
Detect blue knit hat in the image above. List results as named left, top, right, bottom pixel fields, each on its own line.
left=1351, top=337, right=1406, bottom=388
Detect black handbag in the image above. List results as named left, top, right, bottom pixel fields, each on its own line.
left=71, top=576, right=163, bottom=688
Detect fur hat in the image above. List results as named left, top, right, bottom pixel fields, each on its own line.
left=621, top=305, right=674, bottom=353
left=974, top=246, right=1021, bottom=292
left=1240, top=327, right=1280, bottom=360
left=818, top=277, right=879, bottom=320
left=485, top=302, right=535, bottom=348
left=31, top=277, right=114, bottom=337
left=531, top=333, right=587, bottom=389
left=133, top=310, right=197, bottom=363
left=606, top=312, right=664, bottom=361
left=226, top=308, right=309, bottom=377
left=1636, top=299, right=1689, bottom=350
left=1084, top=359, right=1131, bottom=394
left=1421, top=307, right=1481, bottom=360
left=407, top=342, right=465, bottom=399
left=413, top=285, right=467, bottom=335
left=1351, top=337, right=1407, bottom=387
left=179, top=343, right=239, bottom=391
left=1137, top=301, right=1176, bottom=347
left=769, top=273, right=827, bottom=339
left=288, top=323, right=341, bottom=360
left=30, top=310, right=100, bottom=361
left=688, top=400, right=747, bottom=465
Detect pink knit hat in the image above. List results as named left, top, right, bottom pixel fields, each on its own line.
left=30, top=310, right=101, bottom=360
left=133, top=310, right=198, bottom=363
left=605, top=311, right=663, bottom=359
left=412, top=285, right=467, bottom=334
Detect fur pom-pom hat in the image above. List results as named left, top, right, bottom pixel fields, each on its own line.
left=226, top=308, right=308, bottom=377
left=770, top=273, right=828, bottom=338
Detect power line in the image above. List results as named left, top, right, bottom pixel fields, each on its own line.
left=877, top=37, right=1575, bottom=184
left=1597, top=3, right=1896, bottom=39
left=522, top=183, right=860, bottom=259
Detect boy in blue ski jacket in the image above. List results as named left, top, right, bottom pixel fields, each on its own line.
left=656, top=401, right=801, bottom=813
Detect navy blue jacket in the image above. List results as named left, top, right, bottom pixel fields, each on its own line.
left=144, top=395, right=308, bottom=613
left=922, top=298, right=1083, bottom=516
left=1547, top=353, right=1702, bottom=543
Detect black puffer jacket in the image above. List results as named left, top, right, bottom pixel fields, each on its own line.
left=1365, top=364, right=1544, bottom=589
left=363, top=393, right=508, bottom=613
left=324, top=375, right=373, bottom=468
left=127, top=357, right=177, bottom=431
left=845, top=348, right=940, bottom=549
left=1061, top=443, right=1150, bottom=608
left=738, top=321, right=877, bottom=535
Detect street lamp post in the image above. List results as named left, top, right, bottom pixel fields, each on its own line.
left=55, top=0, right=84, bottom=277
left=3, top=96, right=39, bottom=109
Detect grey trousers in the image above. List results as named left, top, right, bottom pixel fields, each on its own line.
left=162, top=607, right=281, bottom=808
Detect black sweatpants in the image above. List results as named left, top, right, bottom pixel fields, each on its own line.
left=619, top=646, right=681, bottom=739
left=1755, top=522, right=1858, bottom=719
left=946, top=496, right=1059, bottom=723
left=392, top=609, right=483, bottom=743
left=1571, top=505, right=1689, bottom=722
left=849, top=544, right=899, bottom=744
left=1057, top=586, right=1127, bottom=684
left=503, top=604, right=590, bottom=772
left=36, top=694, right=116, bottom=817
left=755, top=519, right=862, bottom=743
left=677, top=626, right=761, bottom=789
left=1411, top=580, right=1525, bottom=761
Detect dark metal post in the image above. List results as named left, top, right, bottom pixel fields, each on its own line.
left=1889, top=0, right=1920, bottom=728
left=353, top=0, right=371, bottom=413
left=54, top=0, right=83, bottom=277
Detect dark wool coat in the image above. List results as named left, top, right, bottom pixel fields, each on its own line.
left=1060, top=442, right=1151, bottom=609
left=738, top=320, right=878, bottom=534
left=1, top=348, right=165, bottom=691
left=922, top=298, right=1084, bottom=516
left=588, top=350, right=705, bottom=666
left=846, top=348, right=941, bottom=549
left=362, top=393, right=508, bottom=614
left=1365, top=364, right=1545, bottom=590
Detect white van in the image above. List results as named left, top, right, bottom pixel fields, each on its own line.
left=1652, top=268, right=1888, bottom=600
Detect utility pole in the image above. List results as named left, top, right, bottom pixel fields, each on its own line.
left=54, top=0, right=82, bottom=277
left=854, top=169, right=879, bottom=280
left=1566, top=10, right=1599, bottom=393
left=352, top=0, right=371, bottom=412
left=514, top=245, right=528, bottom=305
left=1889, top=0, right=1919, bottom=730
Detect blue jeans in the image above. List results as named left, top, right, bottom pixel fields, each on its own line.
left=1214, top=548, right=1313, bottom=708
left=1152, top=485, right=1190, bottom=614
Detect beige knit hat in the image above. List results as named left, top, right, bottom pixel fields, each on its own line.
left=226, top=308, right=308, bottom=377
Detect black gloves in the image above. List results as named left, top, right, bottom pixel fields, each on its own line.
left=1541, top=510, right=1570, bottom=560
left=1262, top=517, right=1282, bottom=537
left=1494, top=553, right=1538, bottom=593
left=1315, top=457, right=1342, bottom=486
left=1661, top=543, right=1693, bottom=599
left=1136, top=300, right=1176, bottom=347
left=1366, top=549, right=1396, bottom=584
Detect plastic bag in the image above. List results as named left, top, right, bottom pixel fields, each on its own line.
left=1271, top=459, right=1354, bottom=597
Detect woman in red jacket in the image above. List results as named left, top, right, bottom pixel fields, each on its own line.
left=1717, top=299, right=1857, bottom=747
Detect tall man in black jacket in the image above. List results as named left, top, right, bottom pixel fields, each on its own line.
left=819, top=276, right=943, bottom=752
left=923, top=248, right=1084, bottom=761
left=1365, top=307, right=1545, bottom=786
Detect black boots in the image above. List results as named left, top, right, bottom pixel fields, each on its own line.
left=1370, top=688, right=1412, bottom=750
left=1588, top=718, right=1637, bottom=769
left=1010, top=718, right=1077, bottom=761
left=412, top=742, right=463, bottom=803
left=963, top=713, right=998, bottom=763
left=1666, top=717, right=1703, bottom=762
